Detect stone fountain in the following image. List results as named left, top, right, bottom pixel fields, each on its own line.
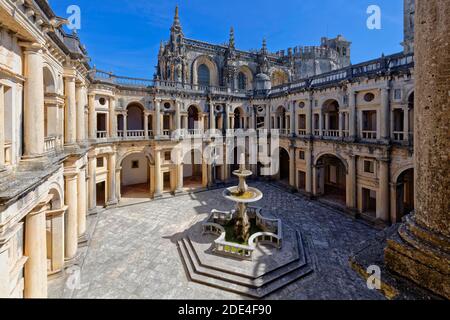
left=176, top=154, right=313, bottom=298
left=222, top=154, right=263, bottom=243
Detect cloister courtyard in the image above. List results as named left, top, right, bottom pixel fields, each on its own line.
left=48, top=182, right=384, bottom=300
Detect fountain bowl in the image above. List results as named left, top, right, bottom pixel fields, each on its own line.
left=223, top=186, right=263, bottom=204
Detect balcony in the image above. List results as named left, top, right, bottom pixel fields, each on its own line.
left=278, top=129, right=290, bottom=136
left=44, top=136, right=57, bottom=153
left=314, top=130, right=320, bottom=136
left=298, top=129, right=307, bottom=136
left=97, top=131, right=107, bottom=139
left=362, top=131, right=377, bottom=140
left=323, top=130, right=340, bottom=138
left=393, top=131, right=405, bottom=142
left=126, top=130, right=145, bottom=138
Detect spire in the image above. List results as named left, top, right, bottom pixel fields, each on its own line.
left=173, top=6, right=180, bottom=27
left=262, top=38, right=267, bottom=53
left=229, top=27, right=235, bottom=49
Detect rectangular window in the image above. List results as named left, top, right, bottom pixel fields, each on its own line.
left=131, top=160, right=139, bottom=169
left=364, top=160, right=375, bottom=173
left=394, top=89, right=402, bottom=100
left=299, top=151, right=305, bottom=160
left=165, top=151, right=171, bottom=161
left=97, top=157, right=104, bottom=167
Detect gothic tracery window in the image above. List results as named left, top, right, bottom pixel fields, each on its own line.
left=198, top=64, right=210, bottom=87
left=238, top=72, right=247, bottom=90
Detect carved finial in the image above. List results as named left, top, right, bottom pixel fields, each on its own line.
left=229, top=26, right=235, bottom=48
left=262, top=38, right=267, bottom=52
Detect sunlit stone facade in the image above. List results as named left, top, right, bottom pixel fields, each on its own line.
left=0, top=0, right=417, bottom=298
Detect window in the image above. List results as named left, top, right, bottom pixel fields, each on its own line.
left=198, top=64, right=210, bottom=87
left=97, top=157, right=104, bottom=167
left=364, top=160, right=375, bottom=173
left=99, top=97, right=106, bottom=105
left=298, top=102, right=305, bottom=109
left=299, top=151, right=305, bottom=160
left=394, top=89, right=402, bottom=100
left=164, top=151, right=171, bottom=161
left=237, top=72, right=247, bottom=90
left=164, top=102, right=171, bottom=110
left=364, top=93, right=375, bottom=102
left=131, top=160, right=139, bottom=169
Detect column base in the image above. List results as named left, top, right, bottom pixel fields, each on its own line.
left=153, top=192, right=163, bottom=199
left=106, top=199, right=119, bottom=208
left=174, top=188, right=185, bottom=195
left=385, top=215, right=450, bottom=299
left=78, top=233, right=89, bottom=247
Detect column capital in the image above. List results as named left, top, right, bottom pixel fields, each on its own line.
left=19, top=42, right=44, bottom=53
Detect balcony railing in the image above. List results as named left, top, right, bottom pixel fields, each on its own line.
left=4, top=141, right=12, bottom=165
left=278, top=129, right=290, bottom=136
left=314, top=130, right=320, bottom=136
left=44, top=136, right=57, bottom=153
left=298, top=129, right=307, bottom=136
left=393, top=131, right=405, bottom=142
left=362, top=131, right=377, bottom=140
left=126, top=130, right=145, bottom=138
left=323, top=130, right=339, bottom=137
left=97, top=131, right=107, bottom=139
left=342, top=130, right=350, bottom=137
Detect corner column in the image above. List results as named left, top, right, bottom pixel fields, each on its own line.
left=24, top=202, right=48, bottom=298
left=88, top=93, right=96, bottom=140
left=64, top=171, right=78, bottom=261
left=64, top=72, right=77, bottom=145
left=23, top=43, right=45, bottom=157
left=107, top=151, right=118, bottom=206
left=77, top=167, right=87, bottom=238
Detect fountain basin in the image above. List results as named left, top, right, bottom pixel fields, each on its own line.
left=223, top=187, right=263, bottom=203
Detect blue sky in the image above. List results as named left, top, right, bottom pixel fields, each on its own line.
left=51, top=0, right=404, bottom=79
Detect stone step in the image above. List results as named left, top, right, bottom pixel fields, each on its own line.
left=177, top=232, right=313, bottom=299
left=185, top=235, right=301, bottom=279
left=182, top=234, right=307, bottom=288
left=177, top=239, right=313, bottom=299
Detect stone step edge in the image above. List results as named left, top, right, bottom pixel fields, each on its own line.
left=185, top=231, right=303, bottom=279
left=182, top=237, right=306, bottom=288
left=177, top=239, right=314, bottom=299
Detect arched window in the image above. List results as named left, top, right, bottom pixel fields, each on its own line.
left=238, top=72, right=247, bottom=90
left=198, top=64, right=210, bottom=87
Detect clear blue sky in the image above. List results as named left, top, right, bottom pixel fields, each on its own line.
left=51, top=0, right=404, bottom=79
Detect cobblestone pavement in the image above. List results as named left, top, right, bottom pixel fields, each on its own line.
left=52, top=182, right=385, bottom=300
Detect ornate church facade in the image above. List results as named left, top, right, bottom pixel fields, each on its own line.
left=0, top=0, right=416, bottom=298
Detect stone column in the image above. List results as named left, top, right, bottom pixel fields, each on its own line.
left=318, top=111, right=323, bottom=137
left=305, top=147, right=312, bottom=194
left=380, top=87, right=391, bottom=141
left=289, top=148, right=295, bottom=187
left=154, top=150, right=162, bottom=197
left=77, top=167, right=87, bottom=238
left=202, top=160, right=208, bottom=188
left=349, top=90, right=357, bottom=139
left=306, top=98, right=312, bottom=136
left=209, top=103, right=215, bottom=130
left=312, top=165, right=319, bottom=196
left=76, top=84, right=85, bottom=143
left=23, top=44, right=45, bottom=157
left=88, top=94, right=96, bottom=140
left=346, top=155, right=357, bottom=210
left=144, top=113, right=149, bottom=139
left=64, top=74, right=77, bottom=145
left=0, top=84, right=4, bottom=165
left=176, top=101, right=182, bottom=131
left=154, top=100, right=161, bottom=137
left=64, top=171, right=78, bottom=260
left=87, top=153, right=97, bottom=212
left=403, top=106, right=410, bottom=143
left=109, top=97, right=117, bottom=138
left=265, top=105, right=270, bottom=129
left=123, top=114, right=128, bottom=137
left=24, top=202, right=48, bottom=298
left=339, top=112, right=344, bottom=137
left=107, top=152, right=118, bottom=206
left=378, top=159, right=390, bottom=222
left=385, top=0, right=450, bottom=299
left=225, top=104, right=230, bottom=130
left=291, top=103, right=296, bottom=135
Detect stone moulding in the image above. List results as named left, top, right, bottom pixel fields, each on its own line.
left=202, top=207, right=283, bottom=261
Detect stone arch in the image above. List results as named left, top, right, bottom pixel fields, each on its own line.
left=47, top=183, right=63, bottom=210
left=126, top=102, right=145, bottom=131
left=117, top=149, right=154, bottom=168
left=43, top=65, right=57, bottom=94
left=270, top=69, right=289, bottom=87
left=192, top=55, right=220, bottom=87
left=392, top=164, right=414, bottom=183
left=314, top=152, right=348, bottom=173
left=314, top=153, right=348, bottom=205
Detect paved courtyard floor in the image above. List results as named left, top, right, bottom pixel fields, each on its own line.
left=49, top=182, right=385, bottom=300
